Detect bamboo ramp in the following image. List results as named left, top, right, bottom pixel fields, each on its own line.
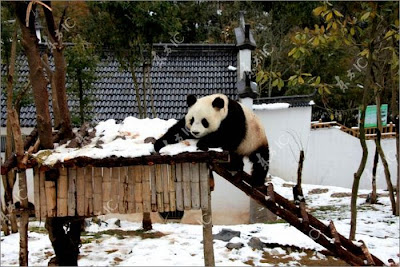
left=34, top=163, right=211, bottom=219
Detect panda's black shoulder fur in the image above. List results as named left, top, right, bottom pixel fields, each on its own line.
left=197, top=98, right=246, bottom=151
left=154, top=97, right=246, bottom=152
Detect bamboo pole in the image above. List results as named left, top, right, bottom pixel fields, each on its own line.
left=68, top=167, right=77, bottom=216
left=182, top=163, right=192, bottom=210
left=199, top=163, right=209, bottom=210
left=39, top=170, right=47, bottom=219
left=142, top=165, right=152, bottom=213
left=150, top=165, right=157, bottom=212
left=190, top=163, right=200, bottom=209
left=162, top=165, right=170, bottom=212
left=175, top=163, right=184, bottom=211
left=155, top=165, right=164, bottom=212
left=45, top=179, right=57, bottom=217
left=119, top=167, right=128, bottom=214
left=33, top=167, right=40, bottom=219
left=84, top=166, right=94, bottom=216
left=169, top=164, right=176, bottom=212
left=93, top=167, right=103, bottom=215
left=111, top=167, right=120, bottom=214
left=102, top=168, right=112, bottom=214
left=134, top=166, right=143, bottom=213
left=57, top=167, right=68, bottom=216
left=76, top=167, right=85, bottom=216
left=127, top=166, right=136, bottom=213
left=202, top=171, right=215, bottom=267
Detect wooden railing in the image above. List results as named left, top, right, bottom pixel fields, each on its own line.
left=311, top=121, right=397, bottom=139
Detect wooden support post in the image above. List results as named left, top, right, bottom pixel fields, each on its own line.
left=33, top=167, right=40, bottom=219
left=202, top=170, right=215, bottom=267
left=155, top=165, right=164, bottom=212
left=359, top=240, right=375, bottom=265
left=329, top=221, right=341, bottom=246
left=84, top=166, right=94, bottom=216
left=175, top=163, right=184, bottom=211
left=142, top=165, right=152, bottom=213
left=93, top=167, right=103, bottom=215
left=68, top=167, right=77, bottom=216
left=76, top=167, right=85, bottom=216
left=102, top=168, right=112, bottom=214
left=57, top=167, right=68, bottom=216
left=127, top=167, right=136, bottom=213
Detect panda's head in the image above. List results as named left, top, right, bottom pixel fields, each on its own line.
left=185, top=94, right=229, bottom=138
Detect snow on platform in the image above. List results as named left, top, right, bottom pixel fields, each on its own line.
left=33, top=117, right=221, bottom=166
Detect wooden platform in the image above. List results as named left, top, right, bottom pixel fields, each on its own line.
left=34, top=162, right=215, bottom=219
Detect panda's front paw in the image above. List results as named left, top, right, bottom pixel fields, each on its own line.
left=154, top=139, right=166, bottom=153
left=196, top=141, right=209, bottom=152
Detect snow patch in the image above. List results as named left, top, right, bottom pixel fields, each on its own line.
left=253, top=103, right=290, bottom=110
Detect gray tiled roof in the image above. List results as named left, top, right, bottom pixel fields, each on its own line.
left=1, top=44, right=238, bottom=127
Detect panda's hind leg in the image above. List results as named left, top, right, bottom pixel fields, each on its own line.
left=248, top=145, right=270, bottom=187
left=222, top=152, right=244, bottom=172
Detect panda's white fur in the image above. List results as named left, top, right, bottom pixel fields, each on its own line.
left=236, top=103, right=268, bottom=156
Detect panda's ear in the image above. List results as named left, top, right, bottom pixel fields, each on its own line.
left=212, top=97, right=225, bottom=110
left=187, top=95, right=197, bottom=107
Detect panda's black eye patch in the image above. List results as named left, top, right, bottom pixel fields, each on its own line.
left=190, top=117, right=194, bottom=125
left=202, top=118, right=209, bottom=128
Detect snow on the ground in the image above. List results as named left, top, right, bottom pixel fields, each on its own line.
left=1, top=176, right=399, bottom=266
left=33, top=117, right=220, bottom=166
left=253, top=103, right=290, bottom=110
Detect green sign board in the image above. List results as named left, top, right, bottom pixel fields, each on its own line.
left=363, top=104, right=388, bottom=128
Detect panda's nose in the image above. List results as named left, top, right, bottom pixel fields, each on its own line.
left=192, top=131, right=200, bottom=136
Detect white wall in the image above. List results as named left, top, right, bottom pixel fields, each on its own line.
left=254, top=108, right=397, bottom=190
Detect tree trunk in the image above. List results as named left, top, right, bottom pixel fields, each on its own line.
left=141, top=64, right=148, bottom=118
left=390, top=58, right=399, bottom=216
left=375, top=93, right=396, bottom=214
left=9, top=109, right=29, bottom=266
left=42, top=2, right=73, bottom=139
left=78, top=71, right=85, bottom=124
left=3, top=21, right=19, bottom=234
left=370, top=146, right=378, bottom=204
left=15, top=2, right=54, bottom=149
left=129, top=62, right=144, bottom=118
left=42, top=54, right=61, bottom=128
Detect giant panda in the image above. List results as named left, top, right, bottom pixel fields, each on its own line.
left=154, top=93, right=269, bottom=187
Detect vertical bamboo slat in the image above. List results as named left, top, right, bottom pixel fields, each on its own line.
left=85, top=167, right=94, bottom=216
left=102, top=168, right=112, bottom=214
left=142, top=165, right=152, bottom=213
left=127, top=167, right=136, bottom=213
left=150, top=165, right=157, bottom=212
left=169, top=165, right=176, bottom=212
left=45, top=179, right=57, bottom=217
left=39, top=171, right=47, bottom=219
left=162, top=165, right=170, bottom=212
left=182, top=163, right=192, bottom=210
left=68, top=167, right=77, bottom=216
left=111, top=167, right=120, bottom=213
left=76, top=167, right=85, bottom=216
left=33, top=167, right=40, bottom=219
left=175, top=163, right=184, bottom=211
left=93, top=167, right=103, bottom=215
left=155, top=165, right=164, bottom=212
left=190, top=163, right=200, bottom=209
left=134, top=166, right=143, bottom=213
left=119, top=167, right=128, bottom=214
left=57, top=168, right=68, bottom=216
left=199, top=163, right=209, bottom=210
